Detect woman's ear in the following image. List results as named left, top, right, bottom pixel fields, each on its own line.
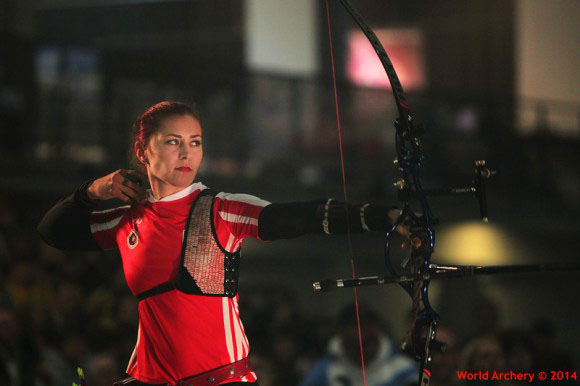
left=134, top=142, right=148, bottom=164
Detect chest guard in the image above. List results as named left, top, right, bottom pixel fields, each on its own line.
left=177, top=189, right=240, bottom=297
left=136, top=189, right=240, bottom=300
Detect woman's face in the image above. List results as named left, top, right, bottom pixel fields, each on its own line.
left=142, top=114, right=203, bottom=198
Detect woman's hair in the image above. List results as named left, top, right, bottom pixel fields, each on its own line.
left=129, top=101, right=201, bottom=169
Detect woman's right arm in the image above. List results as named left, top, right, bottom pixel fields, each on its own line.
left=38, top=169, right=147, bottom=251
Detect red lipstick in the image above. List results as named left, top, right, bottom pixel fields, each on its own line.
left=175, top=167, right=192, bottom=172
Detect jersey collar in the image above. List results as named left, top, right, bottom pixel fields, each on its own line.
left=147, top=182, right=207, bottom=203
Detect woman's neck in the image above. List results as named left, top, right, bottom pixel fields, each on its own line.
left=148, top=175, right=192, bottom=201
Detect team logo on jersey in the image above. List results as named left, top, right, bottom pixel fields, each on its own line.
left=127, top=229, right=139, bottom=249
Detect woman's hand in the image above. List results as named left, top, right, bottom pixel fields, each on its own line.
left=86, top=169, right=148, bottom=204
left=388, top=208, right=412, bottom=237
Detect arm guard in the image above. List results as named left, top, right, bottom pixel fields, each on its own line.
left=258, top=200, right=397, bottom=240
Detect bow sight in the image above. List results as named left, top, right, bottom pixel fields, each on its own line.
left=394, top=159, right=496, bottom=223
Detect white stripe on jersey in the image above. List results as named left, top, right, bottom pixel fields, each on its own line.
left=225, top=233, right=236, bottom=251
left=218, top=212, right=259, bottom=226
left=126, top=324, right=141, bottom=373
left=230, top=298, right=245, bottom=360
left=233, top=239, right=244, bottom=252
left=90, top=215, right=123, bottom=233
left=216, top=192, right=271, bottom=207
left=233, top=297, right=250, bottom=353
left=222, top=297, right=235, bottom=363
left=242, top=372, right=258, bottom=382
left=92, top=205, right=130, bottom=215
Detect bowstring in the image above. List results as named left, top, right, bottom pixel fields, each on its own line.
left=324, top=1, right=367, bottom=384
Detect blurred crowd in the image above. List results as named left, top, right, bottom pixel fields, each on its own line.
left=0, top=194, right=576, bottom=386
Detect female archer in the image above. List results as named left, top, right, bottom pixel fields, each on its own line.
left=38, top=100, right=407, bottom=385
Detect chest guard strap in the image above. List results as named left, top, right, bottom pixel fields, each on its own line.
left=137, top=189, right=241, bottom=301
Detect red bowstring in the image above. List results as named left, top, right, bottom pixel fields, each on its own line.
left=324, top=1, right=367, bottom=385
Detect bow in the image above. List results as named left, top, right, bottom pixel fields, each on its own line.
left=316, top=0, right=443, bottom=383
left=314, top=1, right=579, bottom=385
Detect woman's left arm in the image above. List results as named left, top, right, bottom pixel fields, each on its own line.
left=258, top=200, right=406, bottom=241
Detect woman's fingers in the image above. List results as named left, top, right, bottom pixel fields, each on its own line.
left=127, top=169, right=148, bottom=185
left=396, top=224, right=412, bottom=238
left=117, top=170, right=147, bottom=202
left=387, top=208, right=402, bottom=225
left=387, top=208, right=410, bottom=236
left=113, top=170, right=147, bottom=202
left=120, top=190, right=140, bottom=204
left=87, top=169, right=148, bottom=202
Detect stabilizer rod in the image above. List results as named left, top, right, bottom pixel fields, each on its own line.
left=313, top=262, right=580, bottom=292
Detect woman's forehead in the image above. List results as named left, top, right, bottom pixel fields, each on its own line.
left=157, top=114, right=202, bottom=135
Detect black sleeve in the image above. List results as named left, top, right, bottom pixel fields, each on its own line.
left=257, top=199, right=397, bottom=241
left=37, top=180, right=102, bottom=251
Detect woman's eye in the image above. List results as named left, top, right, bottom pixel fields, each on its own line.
left=192, top=140, right=202, bottom=147
left=166, top=139, right=179, bottom=145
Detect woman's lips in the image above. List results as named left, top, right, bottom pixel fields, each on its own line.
left=175, top=167, right=192, bottom=172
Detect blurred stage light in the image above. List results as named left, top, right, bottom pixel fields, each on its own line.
left=434, top=221, right=525, bottom=265
left=347, top=28, right=425, bottom=90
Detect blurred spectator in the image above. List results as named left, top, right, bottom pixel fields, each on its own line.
left=300, top=304, right=417, bottom=386
left=248, top=350, right=277, bottom=386
left=267, top=295, right=321, bottom=385
left=473, top=297, right=500, bottom=338
left=45, top=280, right=85, bottom=337
left=530, top=319, right=574, bottom=383
left=457, top=334, right=505, bottom=385
left=87, top=351, right=120, bottom=386
left=0, top=301, right=22, bottom=385
left=0, top=196, right=21, bottom=280
left=241, top=289, right=326, bottom=386
left=429, top=326, right=460, bottom=386
left=41, top=328, right=89, bottom=386
left=498, top=329, right=534, bottom=376
left=0, top=300, right=45, bottom=385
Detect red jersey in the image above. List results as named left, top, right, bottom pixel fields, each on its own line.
left=89, top=182, right=269, bottom=384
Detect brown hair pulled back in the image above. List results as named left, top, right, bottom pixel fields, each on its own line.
left=130, top=101, right=200, bottom=169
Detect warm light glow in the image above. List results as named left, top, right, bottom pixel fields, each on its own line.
left=347, top=28, right=426, bottom=90
left=434, top=222, right=525, bottom=265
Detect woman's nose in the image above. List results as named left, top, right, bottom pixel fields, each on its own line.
left=179, top=145, right=189, bottom=159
